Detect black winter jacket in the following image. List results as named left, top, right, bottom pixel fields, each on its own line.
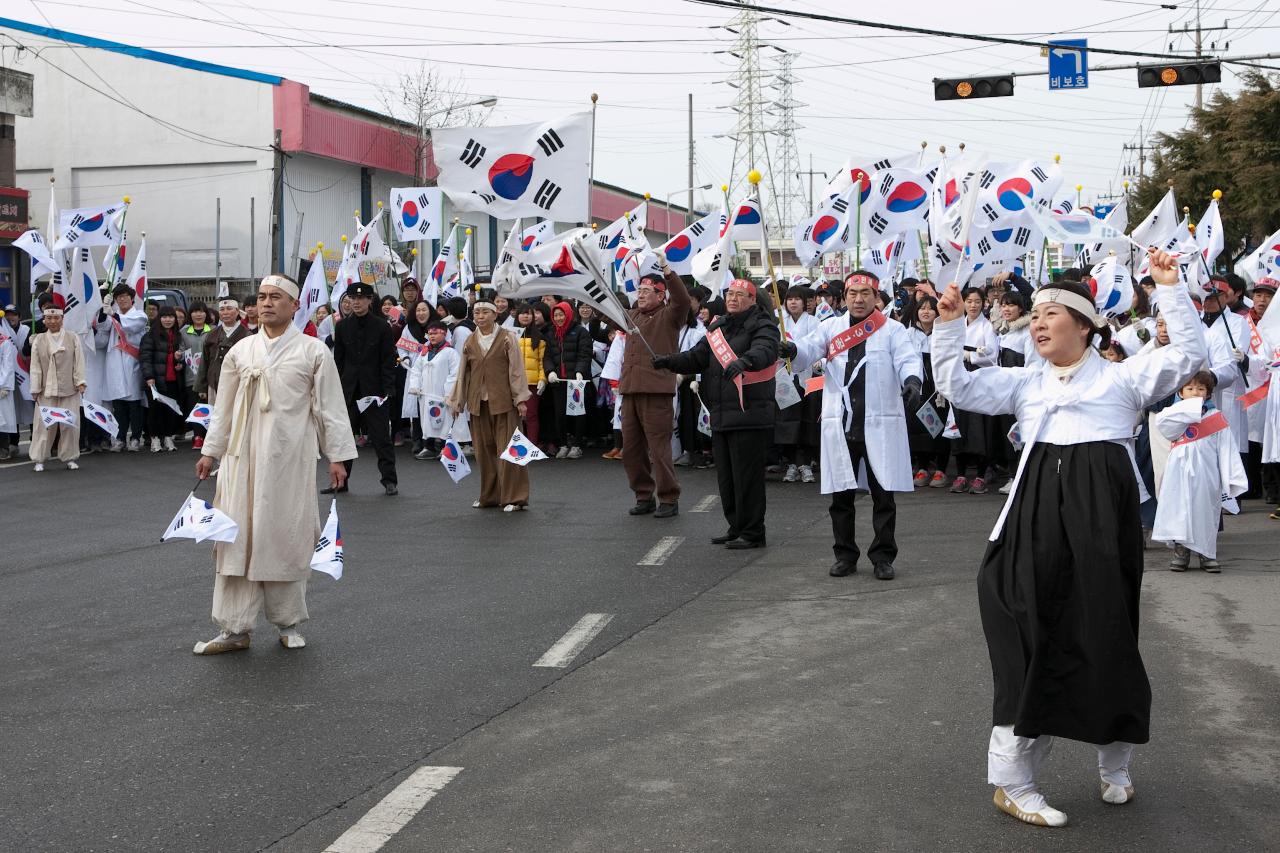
left=543, top=322, right=593, bottom=379
left=333, top=312, right=398, bottom=401
left=140, top=327, right=184, bottom=385
left=666, top=304, right=780, bottom=431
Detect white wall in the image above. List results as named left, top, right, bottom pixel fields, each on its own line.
left=7, top=27, right=276, bottom=281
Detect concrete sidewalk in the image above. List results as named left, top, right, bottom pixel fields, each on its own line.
left=291, top=493, right=1280, bottom=852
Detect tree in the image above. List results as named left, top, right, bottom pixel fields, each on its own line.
left=378, top=63, right=493, bottom=184
left=1130, top=71, right=1280, bottom=262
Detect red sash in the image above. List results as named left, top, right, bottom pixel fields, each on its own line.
left=396, top=337, right=425, bottom=356
left=826, top=311, right=887, bottom=361
left=1247, top=314, right=1264, bottom=356
left=707, top=326, right=777, bottom=409
left=1239, top=381, right=1270, bottom=409
left=1170, top=410, right=1230, bottom=448
left=110, top=315, right=140, bottom=359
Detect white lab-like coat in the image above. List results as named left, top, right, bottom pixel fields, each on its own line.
left=1151, top=396, right=1248, bottom=559
left=397, top=328, right=426, bottom=420
left=0, top=333, right=15, bottom=432
left=792, top=313, right=922, bottom=494
left=407, top=344, right=461, bottom=439
left=93, top=306, right=146, bottom=401
left=964, top=313, right=1000, bottom=368
left=1205, top=311, right=1249, bottom=452
left=1114, top=316, right=1156, bottom=358
left=934, top=283, right=1207, bottom=541
left=78, top=327, right=106, bottom=406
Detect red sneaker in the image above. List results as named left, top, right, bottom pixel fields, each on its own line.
left=192, top=437, right=204, bottom=450
left=929, top=471, right=947, bottom=488
left=949, top=475, right=969, bottom=494
left=913, top=469, right=928, bottom=487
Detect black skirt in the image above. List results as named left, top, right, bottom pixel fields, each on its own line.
left=978, top=441, right=1151, bottom=745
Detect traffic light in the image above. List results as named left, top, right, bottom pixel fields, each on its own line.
left=1137, top=61, right=1221, bottom=88
left=933, top=75, right=1015, bottom=101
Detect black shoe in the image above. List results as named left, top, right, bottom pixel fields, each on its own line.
left=320, top=485, right=349, bottom=495
left=710, top=532, right=738, bottom=545
left=654, top=502, right=679, bottom=518
left=873, top=562, right=895, bottom=580
left=629, top=499, right=657, bottom=516
left=829, top=560, right=857, bottom=577
left=383, top=483, right=398, bottom=496
left=726, top=538, right=765, bottom=550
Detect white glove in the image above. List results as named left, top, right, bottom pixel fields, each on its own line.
left=690, top=380, right=699, bottom=394
left=547, top=372, right=560, bottom=384
left=536, top=379, right=547, bottom=394
left=575, top=372, right=584, bottom=381
left=0, top=388, right=9, bottom=399
left=1233, top=347, right=1246, bottom=364
left=975, top=346, right=990, bottom=357
left=653, top=248, right=668, bottom=270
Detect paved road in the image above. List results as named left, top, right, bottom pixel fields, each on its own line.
left=2, top=444, right=1276, bottom=851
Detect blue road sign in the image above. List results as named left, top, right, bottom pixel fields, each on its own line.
left=1048, top=39, right=1088, bottom=91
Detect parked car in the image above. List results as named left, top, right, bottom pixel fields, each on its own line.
left=143, top=288, right=189, bottom=313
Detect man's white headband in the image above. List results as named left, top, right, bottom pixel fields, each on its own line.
left=218, top=298, right=239, bottom=310
left=472, top=301, right=498, bottom=314
left=1032, top=287, right=1107, bottom=329
left=259, top=274, right=299, bottom=300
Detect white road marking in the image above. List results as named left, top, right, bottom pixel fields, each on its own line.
left=637, top=535, right=684, bottom=566
left=324, top=766, right=463, bottom=853
left=0, top=459, right=34, bottom=469
left=533, top=613, right=615, bottom=668
left=689, top=494, right=719, bottom=513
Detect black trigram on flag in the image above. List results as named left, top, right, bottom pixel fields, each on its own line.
left=869, top=249, right=885, bottom=265
left=949, top=217, right=964, bottom=240
left=1030, top=166, right=1048, bottom=183
left=978, top=170, right=996, bottom=189
left=934, top=245, right=953, bottom=266
left=830, top=197, right=849, bottom=214
left=471, top=191, right=496, bottom=205
left=981, top=203, right=999, bottom=223
left=460, top=139, right=486, bottom=168
left=977, top=237, right=992, bottom=256
left=872, top=158, right=893, bottom=170
left=416, top=220, right=433, bottom=236
left=878, top=173, right=896, bottom=196
left=688, top=220, right=705, bottom=237
left=925, top=167, right=939, bottom=183
left=1014, top=226, right=1032, bottom=247
left=315, top=536, right=331, bottom=553
left=533, top=179, right=561, bottom=210
left=416, top=192, right=431, bottom=208
left=867, top=212, right=889, bottom=235
left=138, top=259, right=147, bottom=273
left=536, top=128, right=565, bottom=156
left=517, top=262, right=550, bottom=279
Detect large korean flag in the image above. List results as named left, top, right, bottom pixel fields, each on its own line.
left=435, top=113, right=591, bottom=221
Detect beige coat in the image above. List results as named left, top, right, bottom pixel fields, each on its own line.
left=446, top=327, right=529, bottom=415
left=202, top=325, right=357, bottom=582
left=30, top=330, right=86, bottom=398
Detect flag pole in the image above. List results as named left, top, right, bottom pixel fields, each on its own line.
left=588, top=93, right=599, bottom=226
left=108, top=196, right=131, bottom=292
left=747, top=169, right=791, bottom=371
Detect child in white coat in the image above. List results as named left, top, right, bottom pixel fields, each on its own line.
left=407, top=320, right=460, bottom=460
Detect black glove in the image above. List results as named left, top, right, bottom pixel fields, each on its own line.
left=778, top=340, right=798, bottom=360
left=652, top=354, right=676, bottom=371
left=723, top=358, right=749, bottom=381
left=901, top=376, right=923, bottom=413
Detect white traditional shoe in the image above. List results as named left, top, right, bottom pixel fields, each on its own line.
left=472, top=500, right=483, bottom=508
left=33, top=462, right=45, bottom=472
left=278, top=627, right=306, bottom=649
left=782, top=464, right=799, bottom=482
left=163, top=437, right=177, bottom=452
left=66, top=461, right=79, bottom=470
left=993, top=787, right=1068, bottom=827
left=1101, top=781, right=1135, bottom=804
left=193, top=631, right=251, bottom=655
left=502, top=503, right=523, bottom=512
left=150, top=437, right=162, bottom=453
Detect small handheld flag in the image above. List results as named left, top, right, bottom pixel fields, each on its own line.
left=440, top=436, right=471, bottom=482
left=356, top=395, right=387, bottom=413
left=82, top=401, right=119, bottom=438
left=39, top=406, right=77, bottom=427
left=187, top=403, right=213, bottom=428
left=310, top=499, right=345, bottom=579
left=161, top=493, right=239, bottom=543
left=150, top=385, right=183, bottom=415
left=500, top=428, right=547, bottom=466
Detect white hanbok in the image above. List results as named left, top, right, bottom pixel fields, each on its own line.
left=792, top=313, right=922, bottom=494
left=407, top=344, right=461, bottom=439
left=1151, top=397, right=1247, bottom=559
left=3, top=322, right=33, bottom=426
left=397, top=328, right=426, bottom=420
left=93, top=306, right=146, bottom=401
left=1205, top=311, right=1249, bottom=452
left=0, top=334, right=16, bottom=432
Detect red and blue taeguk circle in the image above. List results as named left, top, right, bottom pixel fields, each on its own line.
left=813, top=214, right=839, bottom=244
left=401, top=200, right=419, bottom=228
left=442, top=443, right=459, bottom=461
left=886, top=181, right=927, bottom=214
left=996, top=177, right=1034, bottom=211
left=508, top=444, right=528, bottom=459
left=665, top=234, right=692, bottom=263
left=488, top=153, right=535, bottom=200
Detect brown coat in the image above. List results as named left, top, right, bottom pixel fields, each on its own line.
left=619, top=268, right=691, bottom=395
left=446, top=327, right=530, bottom=416
left=196, top=323, right=251, bottom=396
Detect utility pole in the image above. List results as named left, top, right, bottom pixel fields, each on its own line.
left=1122, top=123, right=1147, bottom=178
left=687, top=93, right=694, bottom=227
left=1168, top=0, right=1229, bottom=110
left=797, top=154, right=827, bottom=215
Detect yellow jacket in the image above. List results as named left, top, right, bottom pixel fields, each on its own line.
left=519, top=334, right=545, bottom=385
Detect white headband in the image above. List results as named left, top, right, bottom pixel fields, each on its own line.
left=217, top=299, right=239, bottom=310
left=41, top=307, right=64, bottom=317
left=259, top=274, right=299, bottom=300
left=1032, top=287, right=1107, bottom=329
left=472, top=301, right=498, bottom=314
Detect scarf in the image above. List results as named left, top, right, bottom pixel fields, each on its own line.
left=1049, top=347, right=1092, bottom=383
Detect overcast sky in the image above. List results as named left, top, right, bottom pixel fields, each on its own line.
left=9, top=0, right=1278, bottom=216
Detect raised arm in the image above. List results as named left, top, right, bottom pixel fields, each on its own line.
left=932, top=284, right=1028, bottom=416
left=1115, top=252, right=1207, bottom=408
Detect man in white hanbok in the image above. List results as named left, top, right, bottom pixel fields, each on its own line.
left=193, top=275, right=356, bottom=655
left=785, top=271, right=923, bottom=580
left=94, top=284, right=147, bottom=451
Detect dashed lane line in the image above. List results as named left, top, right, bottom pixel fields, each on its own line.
left=323, top=765, right=463, bottom=853
left=637, top=536, right=684, bottom=566
left=533, top=613, right=615, bottom=668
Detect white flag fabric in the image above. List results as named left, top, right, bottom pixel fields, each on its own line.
left=186, top=402, right=213, bottom=428
left=439, top=436, right=471, bottom=482
left=310, top=498, right=345, bottom=580
left=390, top=186, right=443, bottom=241
left=53, top=247, right=100, bottom=335
left=13, top=230, right=60, bottom=281
left=356, top=395, right=386, bottom=413
left=697, top=403, right=712, bottom=437
left=294, top=253, right=330, bottom=329
left=566, top=378, right=587, bottom=415
left=493, top=228, right=634, bottom=330
left=54, top=203, right=126, bottom=251
left=1089, top=255, right=1134, bottom=316
left=39, top=405, right=76, bottom=427
left=519, top=220, right=556, bottom=251
left=501, top=428, right=547, bottom=465
left=660, top=211, right=720, bottom=275
left=794, top=187, right=857, bottom=267
left=428, top=225, right=459, bottom=303
left=329, top=237, right=361, bottom=310
left=150, top=385, right=183, bottom=415
left=693, top=196, right=763, bottom=294
left=969, top=160, right=1063, bottom=231
left=1195, top=198, right=1225, bottom=274
left=352, top=209, right=408, bottom=275
left=1019, top=199, right=1128, bottom=248
left=447, top=230, right=475, bottom=299
left=127, top=236, right=147, bottom=299
left=1083, top=198, right=1129, bottom=265
left=1234, top=225, right=1280, bottom=283
left=434, top=112, right=591, bottom=220
left=592, top=202, right=649, bottom=284
left=161, top=493, right=239, bottom=544
left=860, top=234, right=909, bottom=281
left=1130, top=189, right=1178, bottom=249
left=82, top=400, right=119, bottom=438
left=822, top=151, right=919, bottom=199
left=862, top=167, right=934, bottom=240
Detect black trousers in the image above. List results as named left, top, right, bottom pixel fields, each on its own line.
left=829, top=439, right=897, bottom=566
left=345, top=399, right=397, bottom=486
left=712, top=427, right=769, bottom=544
left=112, top=398, right=144, bottom=441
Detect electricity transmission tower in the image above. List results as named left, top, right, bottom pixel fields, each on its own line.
left=768, top=51, right=804, bottom=231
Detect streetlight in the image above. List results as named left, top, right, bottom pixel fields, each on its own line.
left=665, top=183, right=713, bottom=234
left=423, top=97, right=498, bottom=123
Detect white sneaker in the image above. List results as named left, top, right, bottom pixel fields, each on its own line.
left=66, top=461, right=79, bottom=470
left=150, top=437, right=162, bottom=453
left=673, top=451, right=691, bottom=467
left=998, top=481, right=1013, bottom=495
left=278, top=627, right=306, bottom=649
left=782, top=464, right=799, bottom=483
left=555, top=446, right=570, bottom=459
left=502, top=503, right=523, bottom=512
left=567, top=446, right=582, bottom=459
left=162, top=437, right=177, bottom=452
left=799, top=464, right=815, bottom=483
left=33, top=462, right=45, bottom=472
left=127, top=438, right=141, bottom=452
left=109, top=439, right=125, bottom=453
